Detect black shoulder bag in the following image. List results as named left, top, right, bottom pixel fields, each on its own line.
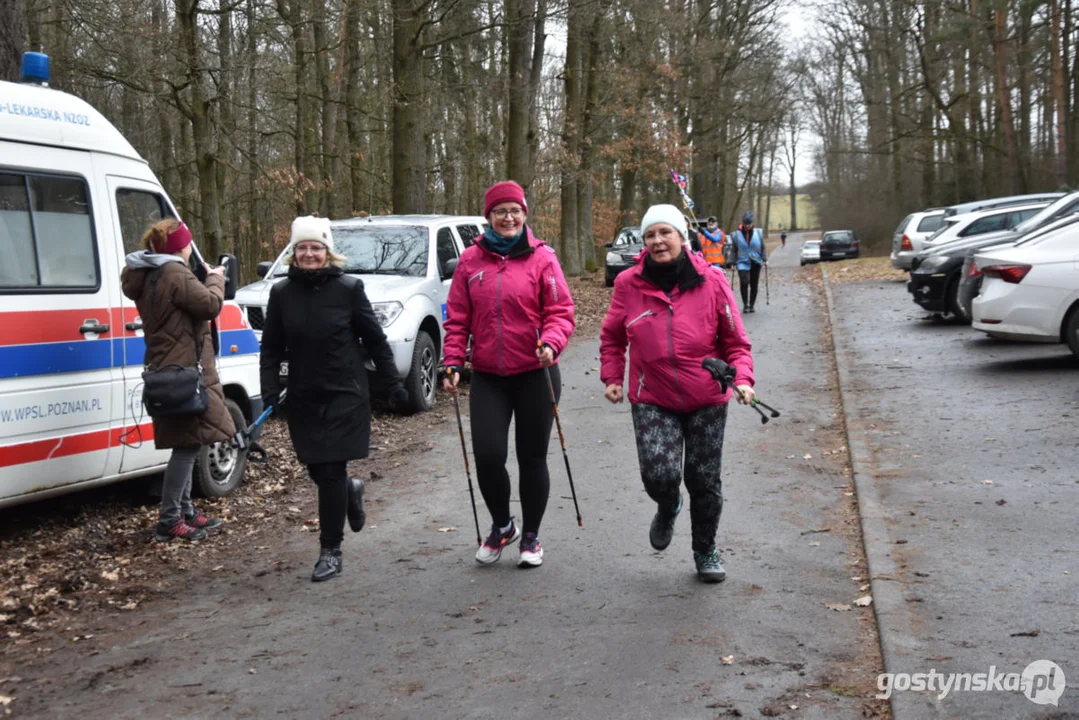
left=140, top=267, right=210, bottom=418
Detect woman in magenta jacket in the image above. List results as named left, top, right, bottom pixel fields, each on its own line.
left=443, top=181, right=576, bottom=568
left=600, top=204, right=754, bottom=583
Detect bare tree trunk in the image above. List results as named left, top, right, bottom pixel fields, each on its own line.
left=993, top=8, right=1022, bottom=195
left=245, top=0, right=260, bottom=276
left=345, top=0, right=364, bottom=213
left=559, top=0, right=582, bottom=275
left=1051, top=0, right=1068, bottom=186
left=0, top=0, right=26, bottom=82
left=177, top=0, right=223, bottom=257
left=526, top=0, right=547, bottom=181
left=576, top=1, right=604, bottom=269
left=278, top=0, right=307, bottom=215
left=506, top=0, right=535, bottom=193
left=313, top=0, right=336, bottom=217
left=392, top=0, right=426, bottom=213
left=217, top=0, right=235, bottom=251
left=619, top=167, right=637, bottom=228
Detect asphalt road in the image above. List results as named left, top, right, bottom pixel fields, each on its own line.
left=825, top=260, right=1078, bottom=718
left=12, top=240, right=888, bottom=719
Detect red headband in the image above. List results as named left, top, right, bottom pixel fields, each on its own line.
left=158, top=222, right=193, bottom=254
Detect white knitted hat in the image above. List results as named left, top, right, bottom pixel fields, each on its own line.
left=289, top=215, right=334, bottom=252
left=640, top=204, right=689, bottom=245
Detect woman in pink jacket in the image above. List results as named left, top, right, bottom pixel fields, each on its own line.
left=599, top=204, right=754, bottom=583
left=443, top=181, right=576, bottom=568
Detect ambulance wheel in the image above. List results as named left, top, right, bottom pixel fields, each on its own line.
left=195, top=399, right=248, bottom=498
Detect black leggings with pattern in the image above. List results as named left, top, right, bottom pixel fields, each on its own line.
left=631, top=402, right=728, bottom=554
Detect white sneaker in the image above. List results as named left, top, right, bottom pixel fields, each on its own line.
left=517, top=532, right=543, bottom=568
left=475, top=520, right=521, bottom=564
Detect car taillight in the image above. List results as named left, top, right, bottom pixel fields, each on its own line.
left=981, top=264, right=1031, bottom=283
left=900, top=235, right=912, bottom=251
left=966, top=262, right=982, bottom=279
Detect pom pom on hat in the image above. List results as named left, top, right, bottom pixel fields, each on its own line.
left=484, top=181, right=529, bottom=217
left=640, top=204, right=689, bottom=244
left=289, top=215, right=334, bottom=252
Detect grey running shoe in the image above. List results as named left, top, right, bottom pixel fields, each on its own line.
left=649, top=493, right=682, bottom=551
left=693, top=547, right=726, bottom=583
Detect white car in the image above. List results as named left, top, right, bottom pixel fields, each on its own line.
left=236, top=215, right=487, bottom=412
left=891, top=209, right=946, bottom=269
left=800, top=240, right=821, bottom=265
left=971, top=220, right=1079, bottom=357
left=918, top=203, right=1048, bottom=254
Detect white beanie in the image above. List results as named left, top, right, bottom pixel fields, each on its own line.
left=289, top=215, right=334, bottom=252
left=640, top=204, right=689, bottom=245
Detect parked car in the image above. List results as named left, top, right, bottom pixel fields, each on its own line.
left=942, top=193, right=1079, bottom=321
left=800, top=240, right=821, bottom=266
left=819, top=230, right=860, bottom=260
left=892, top=209, right=947, bottom=270
left=604, top=226, right=643, bottom=286
left=942, top=192, right=1065, bottom=219
left=916, top=203, right=1048, bottom=258
left=236, top=215, right=487, bottom=413
left=971, top=220, right=1079, bottom=357
left=907, top=204, right=1051, bottom=314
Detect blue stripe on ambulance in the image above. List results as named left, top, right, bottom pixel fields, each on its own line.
left=0, top=330, right=261, bottom=380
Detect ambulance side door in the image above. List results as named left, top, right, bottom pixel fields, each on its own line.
left=0, top=158, right=118, bottom=499
left=105, top=175, right=176, bottom=474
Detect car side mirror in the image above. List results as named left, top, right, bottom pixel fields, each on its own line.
left=218, top=253, right=239, bottom=300
left=256, top=261, right=272, bottom=278
left=605, top=242, right=614, bottom=248
left=442, top=257, right=459, bottom=280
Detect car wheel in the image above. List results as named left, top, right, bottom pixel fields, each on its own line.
left=605, top=270, right=615, bottom=287
left=945, top=276, right=966, bottom=323
left=195, top=399, right=248, bottom=498
left=405, top=330, right=437, bottom=413
left=1064, top=306, right=1079, bottom=359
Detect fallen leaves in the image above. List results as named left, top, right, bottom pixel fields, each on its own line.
left=854, top=595, right=873, bottom=607
left=825, top=603, right=852, bottom=612
left=721, top=655, right=735, bottom=665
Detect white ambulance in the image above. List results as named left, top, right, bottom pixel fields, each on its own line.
left=0, top=53, right=262, bottom=508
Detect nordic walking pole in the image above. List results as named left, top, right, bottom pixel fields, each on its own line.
left=450, top=384, right=483, bottom=546
left=765, top=262, right=770, bottom=305
left=537, top=335, right=583, bottom=527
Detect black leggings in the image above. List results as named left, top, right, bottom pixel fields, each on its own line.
left=308, top=461, right=347, bottom=549
left=470, top=366, right=561, bottom=535
left=738, top=263, right=762, bottom=308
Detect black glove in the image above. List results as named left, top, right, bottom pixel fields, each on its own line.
left=262, top=392, right=281, bottom=411
left=389, top=384, right=409, bottom=411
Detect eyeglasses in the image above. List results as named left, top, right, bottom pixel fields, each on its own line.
left=295, top=244, right=327, bottom=254
left=491, top=208, right=525, bottom=219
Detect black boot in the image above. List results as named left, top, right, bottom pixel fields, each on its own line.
left=312, top=547, right=342, bottom=582
left=346, top=477, right=366, bottom=532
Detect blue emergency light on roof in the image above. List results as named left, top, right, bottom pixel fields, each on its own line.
left=20, top=52, right=51, bottom=86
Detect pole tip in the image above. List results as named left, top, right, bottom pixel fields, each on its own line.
left=577, top=518, right=584, bottom=527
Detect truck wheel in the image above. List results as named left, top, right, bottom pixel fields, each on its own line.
left=195, top=399, right=248, bottom=497
left=405, top=330, right=437, bottom=413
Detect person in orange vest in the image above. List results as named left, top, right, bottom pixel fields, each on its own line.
left=700, top=216, right=726, bottom=268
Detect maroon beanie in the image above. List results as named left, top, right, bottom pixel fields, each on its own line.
left=483, top=181, right=529, bottom=217
left=159, top=222, right=193, bottom=254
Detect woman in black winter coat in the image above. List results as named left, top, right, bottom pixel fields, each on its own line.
left=260, top=215, right=408, bottom=582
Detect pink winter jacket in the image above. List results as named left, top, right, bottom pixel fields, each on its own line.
left=600, top=250, right=754, bottom=413
left=444, top=227, right=576, bottom=376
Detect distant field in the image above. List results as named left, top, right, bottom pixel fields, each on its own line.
left=760, top=194, right=818, bottom=232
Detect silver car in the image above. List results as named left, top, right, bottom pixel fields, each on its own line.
left=235, top=214, right=487, bottom=413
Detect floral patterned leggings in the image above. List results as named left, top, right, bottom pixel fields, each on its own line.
left=630, top=402, right=728, bottom=554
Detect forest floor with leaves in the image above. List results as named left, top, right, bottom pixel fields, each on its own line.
left=0, top=270, right=617, bottom=687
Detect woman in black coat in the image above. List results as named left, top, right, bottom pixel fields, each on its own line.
left=260, top=215, right=408, bottom=582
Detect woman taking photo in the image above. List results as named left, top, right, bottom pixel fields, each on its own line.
left=260, top=216, right=408, bottom=582
left=599, top=204, right=755, bottom=583
left=121, top=219, right=233, bottom=542
left=442, top=181, right=576, bottom=568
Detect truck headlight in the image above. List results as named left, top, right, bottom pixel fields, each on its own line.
left=371, top=301, right=404, bottom=327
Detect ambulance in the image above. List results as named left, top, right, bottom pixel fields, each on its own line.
left=0, top=53, right=262, bottom=508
